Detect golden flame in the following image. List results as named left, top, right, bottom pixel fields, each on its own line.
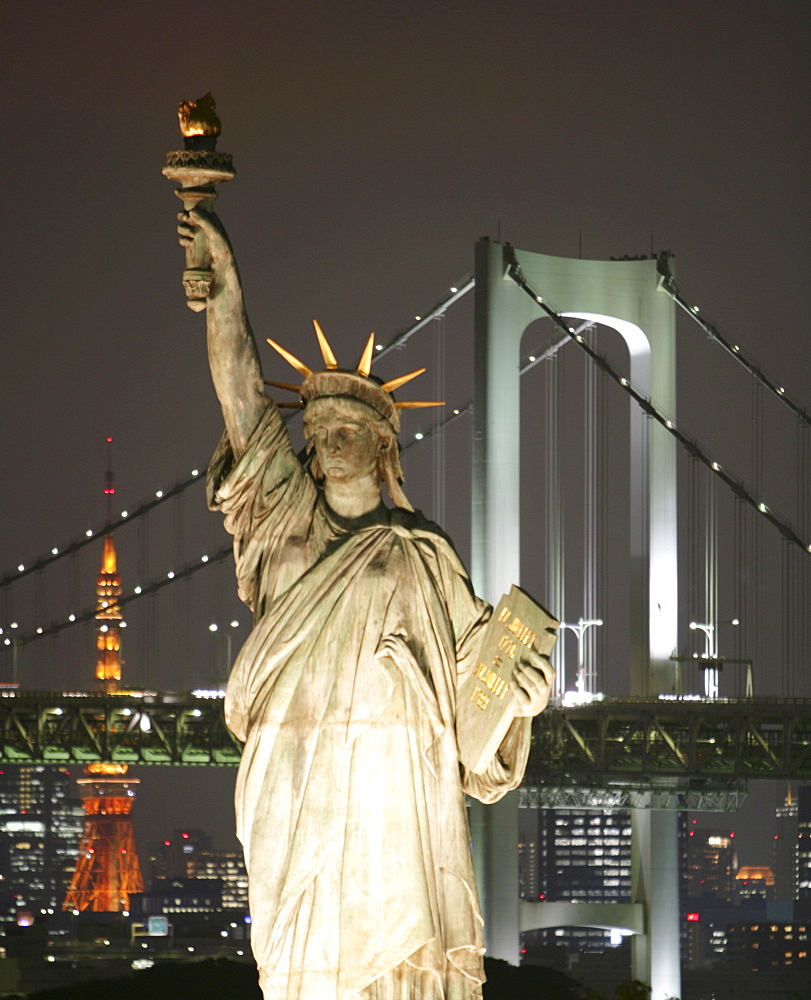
left=177, top=93, right=221, bottom=138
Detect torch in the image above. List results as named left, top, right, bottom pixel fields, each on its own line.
left=163, top=93, right=235, bottom=311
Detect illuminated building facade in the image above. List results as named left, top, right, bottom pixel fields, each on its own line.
left=726, top=919, right=811, bottom=969
left=139, top=876, right=223, bottom=916
left=0, top=765, right=83, bottom=912
left=734, top=866, right=775, bottom=902
left=62, top=446, right=145, bottom=912
left=798, top=785, right=811, bottom=899
left=775, top=784, right=799, bottom=900
left=520, top=808, right=633, bottom=959
left=686, top=827, right=737, bottom=903
left=147, top=829, right=248, bottom=910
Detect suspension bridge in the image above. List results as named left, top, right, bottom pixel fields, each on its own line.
left=1, top=240, right=809, bottom=998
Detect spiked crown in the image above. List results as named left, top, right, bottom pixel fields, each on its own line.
left=265, top=321, right=442, bottom=434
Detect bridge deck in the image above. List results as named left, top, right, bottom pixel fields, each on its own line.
left=1, top=693, right=810, bottom=779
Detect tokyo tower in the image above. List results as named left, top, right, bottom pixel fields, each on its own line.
left=62, top=439, right=145, bottom=912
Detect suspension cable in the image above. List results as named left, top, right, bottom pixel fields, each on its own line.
left=374, top=278, right=474, bottom=361
left=1, top=469, right=207, bottom=588
left=4, top=544, right=232, bottom=649
left=506, top=255, right=811, bottom=557
left=659, top=268, right=810, bottom=428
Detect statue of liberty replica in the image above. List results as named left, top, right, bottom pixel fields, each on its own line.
left=166, top=95, right=555, bottom=1000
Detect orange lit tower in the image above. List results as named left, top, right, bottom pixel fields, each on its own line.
left=63, top=439, right=145, bottom=912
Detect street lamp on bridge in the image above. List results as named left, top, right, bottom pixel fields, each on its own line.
left=208, top=620, right=240, bottom=687
left=560, top=618, right=603, bottom=696
left=689, top=619, right=740, bottom=699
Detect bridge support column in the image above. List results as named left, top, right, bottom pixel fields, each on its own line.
left=471, top=238, right=533, bottom=962
left=471, top=238, right=680, bottom=984
left=631, top=808, right=681, bottom=1000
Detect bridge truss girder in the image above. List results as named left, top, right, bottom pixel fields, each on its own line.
left=528, top=698, right=811, bottom=785
left=2, top=694, right=809, bottom=785
left=0, top=693, right=241, bottom=766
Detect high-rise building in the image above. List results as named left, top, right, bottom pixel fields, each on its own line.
left=798, top=786, right=811, bottom=900
left=538, top=808, right=633, bottom=904
left=520, top=807, right=633, bottom=959
left=725, top=917, right=811, bottom=969
left=146, top=829, right=248, bottom=911
left=734, top=866, right=775, bottom=902
left=774, top=784, right=799, bottom=900
left=686, top=827, right=737, bottom=903
left=0, top=765, right=84, bottom=911
left=62, top=445, right=145, bottom=913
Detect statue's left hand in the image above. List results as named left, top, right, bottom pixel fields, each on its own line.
left=512, top=649, right=555, bottom=718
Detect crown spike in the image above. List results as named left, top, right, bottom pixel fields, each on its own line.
left=313, top=320, right=339, bottom=370
left=395, top=400, right=445, bottom=409
left=380, top=368, right=426, bottom=393
left=266, top=338, right=312, bottom=377
left=356, top=332, right=376, bottom=377
left=264, top=380, right=304, bottom=393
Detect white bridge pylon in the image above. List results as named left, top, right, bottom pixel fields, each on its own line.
left=470, top=239, right=680, bottom=1000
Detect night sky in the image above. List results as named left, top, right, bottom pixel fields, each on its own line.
left=2, top=2, right=809, bottom=863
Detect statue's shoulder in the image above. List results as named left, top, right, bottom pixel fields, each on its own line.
left=390, top=507, right=457, bottom=551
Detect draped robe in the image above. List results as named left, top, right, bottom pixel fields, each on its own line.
left=208, top=401, right=531, bottom=1000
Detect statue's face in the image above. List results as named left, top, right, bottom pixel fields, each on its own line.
left=309, top=405, right=381, bottom=484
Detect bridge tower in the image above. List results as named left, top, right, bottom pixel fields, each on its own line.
left=62, top=441, right=145, bottom=912
left=470, top=240, right=680, bottom=999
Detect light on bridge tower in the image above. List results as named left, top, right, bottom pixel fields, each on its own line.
left=62, top=438, right=145, bottom=913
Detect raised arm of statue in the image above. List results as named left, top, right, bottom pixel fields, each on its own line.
left=177, top=209, right=268, bottom=457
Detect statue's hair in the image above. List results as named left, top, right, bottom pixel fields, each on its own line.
left=302, top=395, right=413, bottom=511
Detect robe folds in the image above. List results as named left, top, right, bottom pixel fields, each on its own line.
left=208, top=402, right=531, bottom=1000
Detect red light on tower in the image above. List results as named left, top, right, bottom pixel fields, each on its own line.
left=686, top=913, right=700, bottom=922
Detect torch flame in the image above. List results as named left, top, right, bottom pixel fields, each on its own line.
left=178, top=92, right=221, bottom=138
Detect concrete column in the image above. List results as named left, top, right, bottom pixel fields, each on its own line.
left=631, top=808, right=681, bottom=999
left=470, top=240, right=681, bottom=982
left=471, top=239, right=535, bottom=963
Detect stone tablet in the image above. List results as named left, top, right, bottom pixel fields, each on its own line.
left=457, top=585, right=559, bottom=774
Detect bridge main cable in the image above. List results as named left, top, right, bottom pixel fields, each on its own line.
left=659, top=268, right=810, bottom=427
left=1, top=468, right=208, bottom=589
left=4, top=543, right=233, bottom=648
